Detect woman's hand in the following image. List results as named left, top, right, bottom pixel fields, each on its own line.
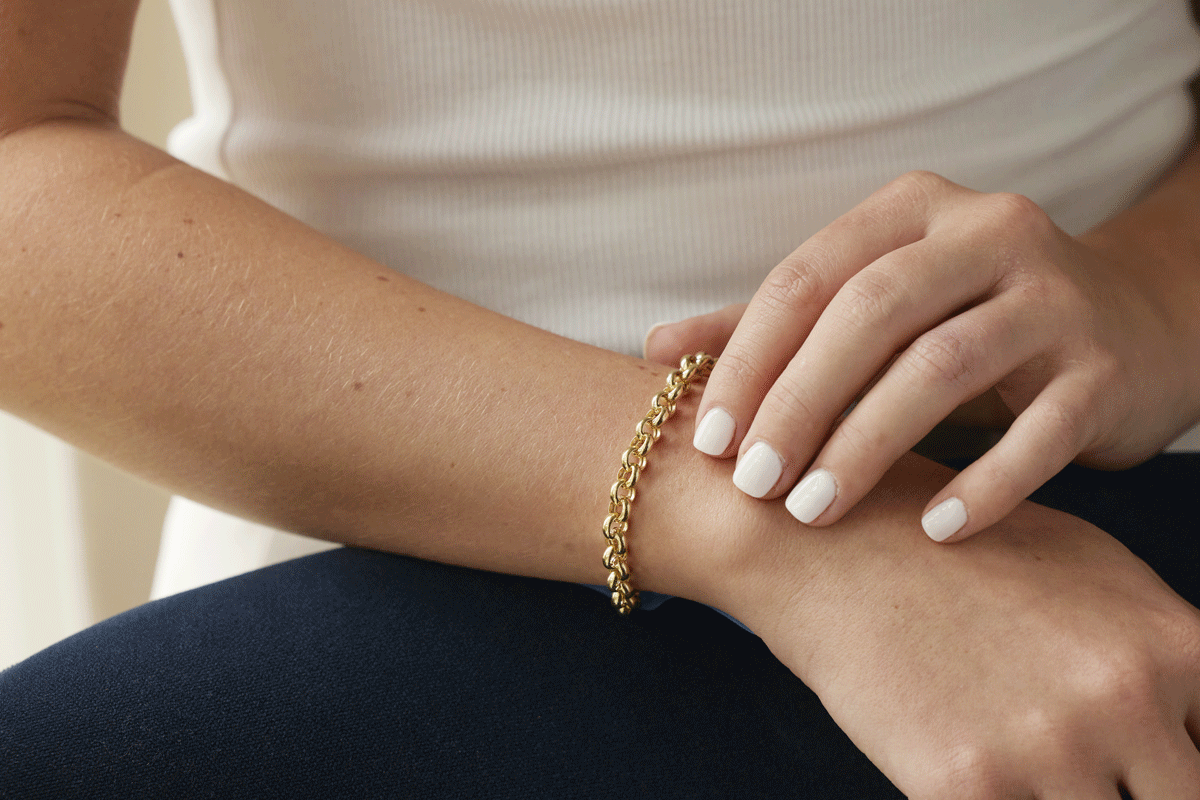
left=648, top=170, right=1200, bottom=542
left=712, top=454, right=1200, bottom=799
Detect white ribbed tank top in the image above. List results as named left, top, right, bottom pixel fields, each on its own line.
left=152, top=0, right=1200, bottom=599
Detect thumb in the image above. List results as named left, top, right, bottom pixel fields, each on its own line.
left=642, top=303, right=748, bottom=365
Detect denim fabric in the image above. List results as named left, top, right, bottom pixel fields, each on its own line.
left=2, top=454, right=1198, bottom=799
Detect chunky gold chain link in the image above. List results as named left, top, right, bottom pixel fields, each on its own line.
left=602, top=353, right=717, bottom=615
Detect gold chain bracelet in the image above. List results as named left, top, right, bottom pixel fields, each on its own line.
left=602, top=353, right=717, bottom=615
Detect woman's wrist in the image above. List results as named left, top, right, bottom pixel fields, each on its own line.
left=647, top=449, right=968, bottom=684
left=1074, top=148, right=1200, bottom=429
left=621, top=384, right=838, bottom=640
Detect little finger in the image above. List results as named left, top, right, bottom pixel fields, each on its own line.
left=921, top=374, right=1097, bottom=542
left=1121, top=726, right=1200, bottom=800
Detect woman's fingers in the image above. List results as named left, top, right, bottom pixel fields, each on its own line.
left=694, top=172, right=956, bottom=460
left=785, top=294, right=1043, bottom=524
left=920, top=374, right=1098, bottom=542
left=642, top=304, right=746, bottom=365
left=682, top=172, right=1127, bottom=543
left=1120, top=725, right=1200, bottom=800
left=728, top=233, right=1002, bottom=500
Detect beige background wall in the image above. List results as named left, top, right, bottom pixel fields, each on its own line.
left=3, top=1, right=192, bottom=669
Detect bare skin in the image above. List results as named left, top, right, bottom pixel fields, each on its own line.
left=4, top=2, right=1200, bottom=796
left=673, top=155, right=1200, bottom=542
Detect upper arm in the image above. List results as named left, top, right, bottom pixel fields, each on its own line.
left=0, top=0, right=140, bottom=135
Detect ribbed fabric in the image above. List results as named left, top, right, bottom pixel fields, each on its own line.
left=154, top=0, right=1200, bottom=597
left=167, top=0, right=1200, bottom=356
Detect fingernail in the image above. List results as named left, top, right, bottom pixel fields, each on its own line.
left=786, top=469, right=837, bottom=524
left=922, top=498, right=967, bottom=542
left=693, top=408, right=736, bottom=456
left=732, top=442, right=783, bottom=498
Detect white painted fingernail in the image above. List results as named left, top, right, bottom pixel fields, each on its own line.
left=732, top=442, right=784, bottom=498
left=786, top=469, right=838, bottom=524
left=693, top=408, right=736, bottom=456
left=922, top=498, right=967, bottom=542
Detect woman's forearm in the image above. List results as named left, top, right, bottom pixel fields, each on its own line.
left=1, top=119, right=1013, bottom=625
left=0, top=121, right=703, bottom=589
left=1078, top=141, right=1200, bottom=416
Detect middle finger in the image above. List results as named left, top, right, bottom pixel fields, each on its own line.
left=731, top=235, right=999, bottom=499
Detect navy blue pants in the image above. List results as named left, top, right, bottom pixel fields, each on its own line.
left=3, top=455, right=1199, bottom=798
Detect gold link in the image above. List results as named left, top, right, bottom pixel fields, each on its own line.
left=605, top=560, right=630, bottom=584
left=600, top=353, right=716, bottom=615
left=609, top=492, right=631, bottom=522
left=624, top=464, right=641, bottom=488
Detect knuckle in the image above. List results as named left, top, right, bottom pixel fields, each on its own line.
left=1009, top=268, right=1052, bottom=300
left=871, top=170, right=954, bottom=217
left=985, top=192, right=1054, bottom=238
left=893, top=169, right=952, bottom=198
left=1077, top=649, right=1158, bottom=715
left=832, top=416, right=887, bottom=463
left=970, top=193, right=1058, bottom=280
left=711, top=348, right=769, bottom=394
left=1029, top=395, right=1087, bottom=456
left=1011, top=270, right=1079, bottom=317
left=903, top=330, right=978, bottom=390
left=760, top=378, right=820, bottom=427
left=757, top=260, right=826, bottom=316
left=834, top=268, right=904, bottom=327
